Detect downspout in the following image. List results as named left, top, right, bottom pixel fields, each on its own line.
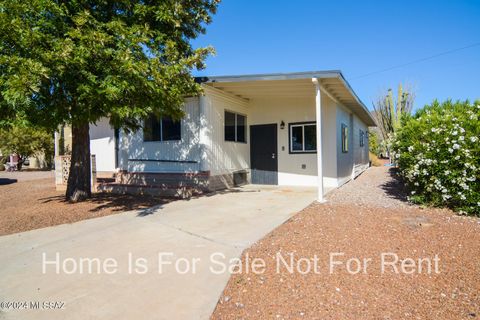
left=312, top=78, right=325, bottom=203
left=198, top=93, right=208, bottom=173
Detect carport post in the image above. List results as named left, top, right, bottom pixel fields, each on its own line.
left=312, top=78, right=325, bottom=203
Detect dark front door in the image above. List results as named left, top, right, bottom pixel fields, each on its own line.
left=250, top=124, right=278, bottom=184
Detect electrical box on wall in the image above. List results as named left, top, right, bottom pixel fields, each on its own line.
left=301, top=164, right=306, bottom=169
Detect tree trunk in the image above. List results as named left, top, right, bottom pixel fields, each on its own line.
left=66, top=122, right=91, bottom=202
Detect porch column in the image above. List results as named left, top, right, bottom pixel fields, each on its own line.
left=54, top=131, right=59, bottom=157
left=312, top=78, right=325, bottom=202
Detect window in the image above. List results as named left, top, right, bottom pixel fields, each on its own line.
left=143, top=114, right=181, bottom=142
left=143, top=114, right=161, bottom=141
left=224, top=111, right=246, bottom=143
left=289, top=122, right=317, bottom=153
left=341, top=124, right=349, bottom=153
left=359, top=129, right=365, bottom=147
left=162, top=117, right=181, bottom=141
left=224, top=111, right=236, bottom=141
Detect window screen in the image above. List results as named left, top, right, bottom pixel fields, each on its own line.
left=162, top=117, right=181, bottom=141
left=304, top=125, right=316, bottom=151
left=224, top=111, right=236, bottom=141
left=225, top=111, right=247, bottom=143
left=143, top=114, right=161, bottom=141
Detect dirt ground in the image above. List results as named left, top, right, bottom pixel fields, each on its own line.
left=212, top=167, right=480, bottom=320
left=0, top=172, right=170, bottom=236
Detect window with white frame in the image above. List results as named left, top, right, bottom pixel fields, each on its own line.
left=224, top=110, right=246, bottom=143
left=289, top=122, right=317, bottom=153
left=143, top=114, right=181, bottom=142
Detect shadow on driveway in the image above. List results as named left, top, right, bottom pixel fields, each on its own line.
left=0, top=178, right=17, bottom=186
left=39, top=193, right=173, bottom=214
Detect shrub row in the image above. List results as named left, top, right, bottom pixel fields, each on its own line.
left=391, top=100, right=480, bottom=215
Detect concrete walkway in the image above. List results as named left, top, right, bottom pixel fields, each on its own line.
left=0, top=185, right=315, bottom=320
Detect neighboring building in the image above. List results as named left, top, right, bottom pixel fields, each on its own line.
left=3, top=152, right=50, bottom=171
left=25, top=153, right=49, bottom=169
left=55, top=71, right=375, bottom=201
left=89, top=118, right=118, bottom=175
left=54, top=125, right=73, bottom=157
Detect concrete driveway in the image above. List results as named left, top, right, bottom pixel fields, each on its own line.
left=0, top=185, right=315, bottom=320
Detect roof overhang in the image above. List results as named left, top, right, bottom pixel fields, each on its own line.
left=196, top=71, right=376, bottom=127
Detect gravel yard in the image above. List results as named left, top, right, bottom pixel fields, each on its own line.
left=212, top=166, right=480, bottom=319
left=0, top=172, right=170, bottom=236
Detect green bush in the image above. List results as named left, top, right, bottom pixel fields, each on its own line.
left=391, top=100, right=480, bottom=215
left=368, top=129, right=381, bottom=156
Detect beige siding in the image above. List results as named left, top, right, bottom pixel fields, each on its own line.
left=352, top=114, right=370, bottom=177
left=113, top=84, right=370, bottom=191
left=321, top=95, right=338, bottom=189
left=202, top=87, right=251, bottom=175
left=119, top=98, right=201, bottom=172
left=336, top=103, right=354, bottom=185
left=336, top=103, right=370, bottom=186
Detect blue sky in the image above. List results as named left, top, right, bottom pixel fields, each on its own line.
left=193, top=0, right=480, bottom=110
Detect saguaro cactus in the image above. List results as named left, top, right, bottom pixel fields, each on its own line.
left=371, top=84, right=415, bottom=159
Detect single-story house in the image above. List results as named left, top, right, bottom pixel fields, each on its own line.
left=63, top=71, right=375, bottom=201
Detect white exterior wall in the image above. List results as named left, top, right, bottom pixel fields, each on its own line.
left=335, top=103, right=370, bottom=186
left=118, top=98, right=201, bottom=172
left=201, top=87, right=251, bottom=176
left=352, top=114, right=370, bottom=177
left=336, top=104, right=354, bottom=186
left=111, top=83, right=371, bottom=191
left=321, top=95, right=338, bottom=190
left=90, top=118, right=116, bottom=172
left=249, top=95, right=337, bottom=189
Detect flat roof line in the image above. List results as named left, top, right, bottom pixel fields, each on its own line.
left=195, top=70, right=342, bottom=83
left=195, top=70, right=375, bottom=126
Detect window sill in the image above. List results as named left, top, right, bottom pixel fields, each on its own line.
left=224, top=140, right=248, bottom=144
left=289, top=150, right=317, bottom=154
left=143, top=140, right=182, bottom=143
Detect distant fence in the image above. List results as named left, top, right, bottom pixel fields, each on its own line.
left=55, top=155, right=97, bottom=191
